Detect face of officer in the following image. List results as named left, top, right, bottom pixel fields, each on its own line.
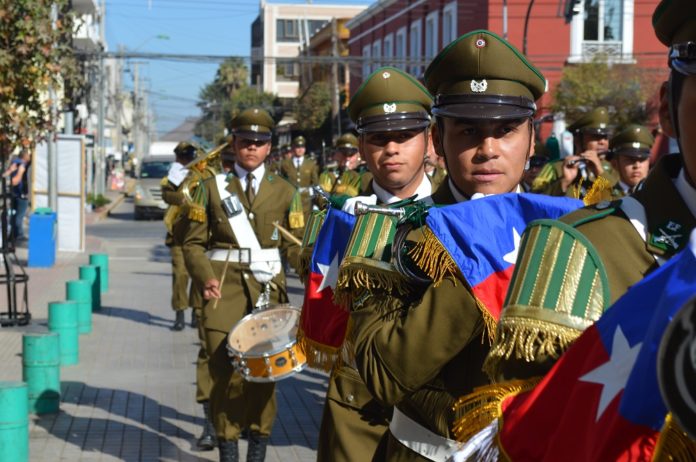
left=434, top=117, right=533, bottom=197
left=612, top=154, right=650, bottom=187
left=233, top=136, right=271, bottom=172
left=360, top=129, right=427, bottom=197
left=580, top=133, right=609, bottom=154
left=292, top=145, right=306, bottom=158
left=336, top=148, right=360, bottom=170
left=660, top=75, right=696, bottom=188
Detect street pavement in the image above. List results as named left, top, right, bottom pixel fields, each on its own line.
left=0, top=192, right=327, bottom=461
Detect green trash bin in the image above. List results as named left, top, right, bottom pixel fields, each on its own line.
left=0, top=381, right=29, bottom=462
left=22, top=333, right=60, bottom=414
left=66, top=280, right=92, bottom=334
left=89, top=253, right=109, bottom=294
left=48, top=301, right=79, bottom=366
left=79, top=265, right=101, bottom=311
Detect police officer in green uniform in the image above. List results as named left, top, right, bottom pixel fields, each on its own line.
left=347, top=30, right=545, bottom=461
left=606, top=124, right=654, bottom=197
left=162, top=141, right=199, bottom=331
left=532, top=107, right=618, bottom=196
left=316, top=66, right=434, bottom=462
left=183, top=108, right=303, bottom=462
left=280, top=136, right=319, bottom=222
left=487, top=0, right=696, bottom=387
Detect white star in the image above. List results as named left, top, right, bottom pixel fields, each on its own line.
left=316, top=253, right=340, bottom=292
left=503, top=227, right=522, bottom=264
left=579, top=326, right=642, bottom=421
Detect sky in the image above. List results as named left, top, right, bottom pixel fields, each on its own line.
left=105, top=0, right=370, bottom=138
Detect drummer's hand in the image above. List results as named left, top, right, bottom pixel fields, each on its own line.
left=203, top=279, right=221, bottom=300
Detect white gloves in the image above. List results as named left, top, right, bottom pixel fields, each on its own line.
left=341, top=194, right=378, bottom=215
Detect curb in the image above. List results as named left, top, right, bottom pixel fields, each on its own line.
left=92, top=179, right=136, bottom=223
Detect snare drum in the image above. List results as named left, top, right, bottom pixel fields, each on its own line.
left=226, top=305, right=307, bottom=382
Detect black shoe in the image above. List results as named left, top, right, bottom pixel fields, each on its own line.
left=172, top=311, right=185, bottom=331
left=218, top=440, right=239, bottom=462
left=246, top=432, right=269, bottom=462
left=190, top=311, right=198, bottom=329
left=197, top=401, right=217, bottom=451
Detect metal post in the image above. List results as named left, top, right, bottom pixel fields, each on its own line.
left=503, top=0, right=509, bottom=40
left=331, top=19, right=341, bottom=139
left=133, top=63, right=140, bottom=164
left=96, top=52, right=105, bottom=196
left=47, top=86, right=58, bottom=211
left=523, top=0, right=537, bottom=56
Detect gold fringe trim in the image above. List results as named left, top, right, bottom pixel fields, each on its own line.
left=483, top=317, right=582, bottom=381
left=583, top=176, right=612, bottom=206
left=289, top=211, right=304, bottom=229
left=334, top=266, right=409, bottom=308
left=451, top=377, right=541, bottom=442
left=474, top=294, right=499, bottom=345
left=653, top=413, right=696, bottom=462
left=296, top=328, right=341, bottom=372
left=187, top=204, right=207, bottom=223
left=407, top=227, right=459, bottom=285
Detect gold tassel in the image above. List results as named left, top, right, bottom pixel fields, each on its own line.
left=296, top=328, right=341, bottom=372
left=187, top=203, right=207, bottom=223
left=653, top=413, right=696, bottom=462
left=334, top=265, right=409, bottom=308
left=407, top=227, right=459, bottom=285
left=583, top=176, right=612, bottom=206
left=451, top=378, right=541, bottom=442
left=289, top=211, right=304, bottom=229
left=483, top=317, right=582, bottom=381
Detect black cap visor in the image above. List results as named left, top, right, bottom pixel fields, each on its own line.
left=233, top=130, right=272, bottom=142
left=610, top=148, right=651, bottom=160
left=357, top=112, right=431, bottom=133
left=432, top=94, right=536, bottom=120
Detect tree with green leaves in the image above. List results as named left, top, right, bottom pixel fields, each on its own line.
left=195, top=58, right=278, bottom=144
left=552, top=59, right=662, bottom=128
left=0, top=0, right=79, bottom=156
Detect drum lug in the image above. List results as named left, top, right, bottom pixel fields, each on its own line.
left=263, top=357, right=273, bottom=375
left=289, top=349, right=298, bottom=367
left=242, top=367, right=251, bottom=377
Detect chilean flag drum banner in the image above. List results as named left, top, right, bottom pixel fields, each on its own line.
left=497, top=229, right=696, bottom=461
left=418, top=193, right=582, bottom=323
left=298, top=207, right=356, bottom=371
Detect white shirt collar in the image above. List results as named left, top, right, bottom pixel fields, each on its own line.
left=675, top=168, right=696, bottom=219
left=619, top=180, right=632, bottom=194
left=234, top=162, right=266, bottom=192
left=294, top=156, right=304, bottom=167
left=448, top=178, right=522, bottom=203
left=373, top=174, right=432, bottom=204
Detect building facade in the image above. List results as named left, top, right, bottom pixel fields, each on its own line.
left=346, top=0, right=666, bottom=120
left=251, top=1, right=367, bottom=100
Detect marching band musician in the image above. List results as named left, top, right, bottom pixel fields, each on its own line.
left=183, top=108, right=304, bottom=462
left=346, top=31, right=547, bottom=461
left=316, top=66, right=434, bottom=462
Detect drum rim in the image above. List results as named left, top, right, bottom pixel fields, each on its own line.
left=226, top=305, right=301, bottom=358
left=242, top=363, right=307, bottom=383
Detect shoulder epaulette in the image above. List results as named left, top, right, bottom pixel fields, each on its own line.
left=565, top=200, right=621, bottom=228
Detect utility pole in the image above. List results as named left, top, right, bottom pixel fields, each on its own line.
left=115, top=46, right=124, bottom=166
left=132, top=62, right=140, bottom=162
left=330, top=18, right=341, bottom=139
left=47, top=3, right=59, bottom=211
left=95, top=0, right=107, bottom=196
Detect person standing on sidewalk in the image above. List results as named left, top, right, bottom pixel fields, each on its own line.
left=3, top=149, right=31, bottom=243
left=162, top=141, right=198, bottom=331
left=183, top=108, right=303, bottom=462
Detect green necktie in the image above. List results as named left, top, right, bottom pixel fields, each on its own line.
left=245, top=172, right=256, bottom=205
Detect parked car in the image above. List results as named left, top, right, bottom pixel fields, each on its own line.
left=133, top=155, right=174, bottom=220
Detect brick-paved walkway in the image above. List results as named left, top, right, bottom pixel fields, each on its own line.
left=0, top=197, right=326, bottom=461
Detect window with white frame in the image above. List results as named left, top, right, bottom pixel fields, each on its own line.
left=372, top=39, right=382, bottom=70
left=410, top=19, right=422, bottom=76
left=425, top=11, right=439, bottom=60
left=395, top=27, right=407, bottom=70
left=442, top=1, right=457, bottom=47
left=383, top=33, right=394, bottom=66
left=569, top=0, right=634, bottom=63
left=362, top=44, right=372, bottom=79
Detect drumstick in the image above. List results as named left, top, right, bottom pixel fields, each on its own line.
left=272, top=221, right=302, bottom=246
left=212, top=244, right=233, bottom=310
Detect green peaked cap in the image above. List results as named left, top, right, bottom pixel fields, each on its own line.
left=609, top=124, right=654, bottom=158
left=231, top=107, right=274, bottom=141
left=567, top=107, right=611, bottom=135
left=349, top=66, right=433, bottom=133
left=424, top=29, right=546, bottom=120
left=653, top=0, right=696, bottom=46
left=335, top=133, right=358, bottom=149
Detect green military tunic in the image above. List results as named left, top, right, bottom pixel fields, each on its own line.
left=532, top=158, right=617, bottom=196
left=346, top=182, right=494, bottom=461
left=495, top=155, right=696, bottom=381
left=183, top=167, right=301, bottom=441
left=161, top=176, right=190, bottom=312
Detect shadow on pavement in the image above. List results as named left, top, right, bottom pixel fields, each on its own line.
left=94, top=305, right=176, bottom=329
left=33, top=382, right=207, bottom=461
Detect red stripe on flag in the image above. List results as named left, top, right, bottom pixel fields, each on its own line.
left=471, top=265, right=515, bottom=320
left=300, top=272, right=350, bottom=349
